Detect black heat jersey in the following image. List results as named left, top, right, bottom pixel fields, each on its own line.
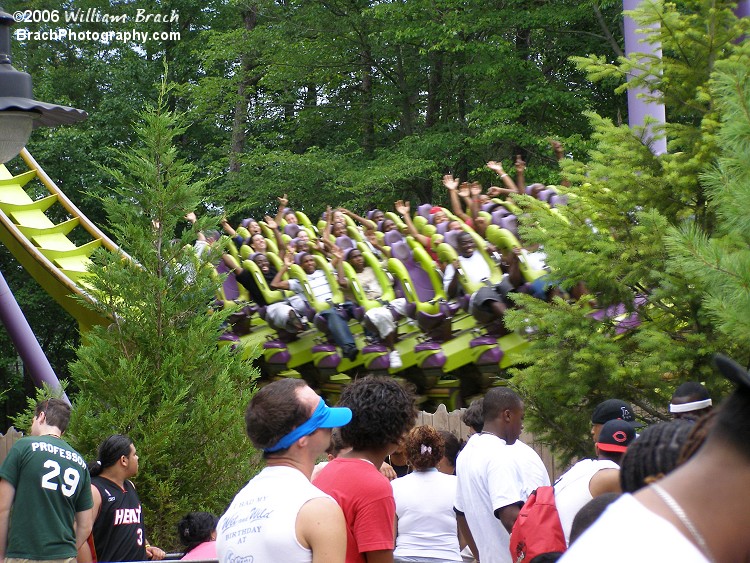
left=90, top=476, right=147, bottom=562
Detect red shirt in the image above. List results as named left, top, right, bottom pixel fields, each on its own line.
left=313, top=457, right=395, bottom=562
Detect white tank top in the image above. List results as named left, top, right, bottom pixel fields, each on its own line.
left=554, top=458, right=619, bottom=545
left=217, top=466, right=331, bottom=563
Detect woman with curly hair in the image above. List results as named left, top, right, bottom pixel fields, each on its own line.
left=391, top=426, right=462, bottom=563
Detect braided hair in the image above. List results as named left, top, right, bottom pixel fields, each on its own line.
left=619, top=420, right=693, bottom=493
left=676, top=409, right=718, bottom=465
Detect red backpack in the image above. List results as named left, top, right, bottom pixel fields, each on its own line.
left=509, top=486, right=567, bottom=563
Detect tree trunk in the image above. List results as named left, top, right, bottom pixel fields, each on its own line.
left=228, top=5, right=258, bottom=174
left=513, top=26, right=531, bottom=164
left=361, top=50, right=375, bottom=155
left=426, top=51, right=443, bottom=128
left=396, top=47, right=414, bottom=137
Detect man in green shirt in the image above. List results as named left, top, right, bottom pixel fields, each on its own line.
left=0, top=399, right=93, bottom=563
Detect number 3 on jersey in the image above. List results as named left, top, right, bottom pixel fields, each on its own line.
left=41, top=459, right=81, bottom=497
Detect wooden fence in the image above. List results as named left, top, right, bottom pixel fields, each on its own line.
left=0, top=427, right=23, bottom=466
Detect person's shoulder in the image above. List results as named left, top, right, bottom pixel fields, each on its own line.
left=390, top=470, right=417, bottom=491
left=316, top=459, right=389, bottom=492
left=11, top=435, right=36, bottom=446
left=511, top=440, right=546, bottom=463
left=300, top=494, right=342, bottom=518
left=555, top=459, right=592, bottom=488
left=436, top=470, right=458, bottom=482
left=425, top=470, right=458, bottom=490
left=561, top=495, right=698, bottom=562
left=2, top=435, right=39, bottom=459
left=312, top=456, right=346, bottom=485
left=593, top=458, right=619, bottom=470
left=511, top=439, right=535, bottom=452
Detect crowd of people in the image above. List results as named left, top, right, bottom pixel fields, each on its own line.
left=198, top=144, right=583, bottom=377
left=214, top=360, right=742, bottom=563
left=0, top=356, right=747, bottom=563
left=214, top=356, right=741, bottom=563
left=2, top=137, right=747, bottom=563
left=0, top=399, right=206, bottom=563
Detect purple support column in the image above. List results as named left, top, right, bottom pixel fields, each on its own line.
left=0, top=270, right=68, bottom=404
left=623, top=0, right=668, bottom=155
left=736, top=0, right=750, bottom=18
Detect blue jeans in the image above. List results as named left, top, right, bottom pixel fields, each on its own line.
left=319, top=309, right=356, bottom=351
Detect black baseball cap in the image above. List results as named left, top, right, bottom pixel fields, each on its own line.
left=596, top=419, right=636, bottom=453
left=591, top=399, right=643, bottom=428
left=714, top=354, right=750, bottom=389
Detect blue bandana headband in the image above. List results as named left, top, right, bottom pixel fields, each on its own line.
left=265, top=398, right=341, bottom=453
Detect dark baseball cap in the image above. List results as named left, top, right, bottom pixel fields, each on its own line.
left=596, top=419, right=636, bottom=453
left=714, top=354, right=750, bottom=389
left=591, top=399, right=643, bottom=428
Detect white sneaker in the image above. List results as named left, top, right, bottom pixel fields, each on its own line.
left=389, top=350, right=403, bottom=369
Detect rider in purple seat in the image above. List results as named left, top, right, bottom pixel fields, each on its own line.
left=443, top=232, right=522, bottom=327
left=336, top=247, right=406, bottom=369
left=272, top=252, right=359, bottom=361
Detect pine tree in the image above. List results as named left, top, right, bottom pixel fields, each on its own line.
left=504, top=0, right=745, bottom=461
left=65, top=81, right=259, bottom=548
left=666, top=42, right=750, bottom=357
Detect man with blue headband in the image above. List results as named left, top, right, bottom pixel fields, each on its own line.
left=217, top=379, right=352, bottom=563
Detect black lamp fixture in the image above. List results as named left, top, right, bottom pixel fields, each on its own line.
left=0, top=6, right=87, bottom=163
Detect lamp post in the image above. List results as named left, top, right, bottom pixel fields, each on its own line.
left=0, top=6, right=87, bottom=402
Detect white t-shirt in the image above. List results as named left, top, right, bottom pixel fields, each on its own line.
left=559, top=493, right=709, bottom=562
left=454, top=433, right=524, bottom=563
left=289, top=270, right=333, bottom=303
left=511, top=440, right=551, bottom=500
left=217, top=466, right=332, bottom=563
left=194, top=239, right=210, bottom=259
left=443, top=252, right=492, bottom=292
left=554, top=458, right=619, bottom=545
left=392, top=469, right=462, bottom=561
left=356, top=266, right=383, bottom=300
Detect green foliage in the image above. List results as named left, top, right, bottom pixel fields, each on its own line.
left=506, top=0, right=744, bottom=462
left=194, top=0, right=626, bottom=221
left=10, top=382, right=68, bottom=435
left=2, top=0, right=629, bottom=396
left=65, top=84, right=259, bottom=549
left=8, top=0, right=747, bottom=468
left=665, top=42, right=750, bottom=356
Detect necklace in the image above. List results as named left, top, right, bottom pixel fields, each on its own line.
left=651, top=484, right=714, bottom=562
left=44, top=433, right=61, bottom=439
